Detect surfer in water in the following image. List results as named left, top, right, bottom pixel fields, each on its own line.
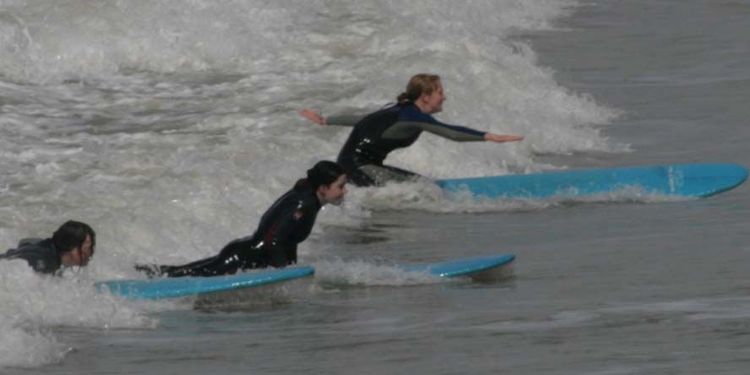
left=0, top=220, right=96, bottom=275
left=137, top=161, right=347, bottom=278
left=299, top=73, right=524, bottom=186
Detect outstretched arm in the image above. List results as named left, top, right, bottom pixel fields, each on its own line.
left=299, top=109, right=327, bottom=126
left=484, top=133, right=524, bottom=143
left=386, top=119, right=524, bottom=143
left=389, top=106, right=523, bottom=143
left=299, top=109, right=361, bottom=127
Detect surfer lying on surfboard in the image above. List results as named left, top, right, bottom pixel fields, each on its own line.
left=1, top=220, right=96, bottom=275
left=136, top=161, right=347, bottom=278
left=300, top=73, right=523, bottom=187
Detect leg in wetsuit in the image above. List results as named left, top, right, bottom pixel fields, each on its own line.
left=348, top=164, right=422, bottom=187
left=155, top=238, right=269, bottom=277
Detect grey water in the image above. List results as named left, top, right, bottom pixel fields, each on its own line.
left=3, top=0, right=750, bottom=374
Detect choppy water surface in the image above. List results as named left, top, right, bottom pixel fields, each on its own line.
left=1, top=0, right=749, bottom=373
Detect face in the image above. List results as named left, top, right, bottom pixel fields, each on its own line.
left=63, top=234, right=94, bottom=267
left=419, top=81, right=446, bottom=114
left=318, top=174, right=348, bottom=206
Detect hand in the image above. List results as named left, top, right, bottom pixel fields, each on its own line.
left=299, top=109, right=326, bottom=126
left=484, top=133, right=524, bottom=143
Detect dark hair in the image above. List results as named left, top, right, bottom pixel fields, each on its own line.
left=396, top=74, right=442, bottom=103
left=52, top=220, right=96, bottom=255
left=304, top=161, right=345, bottom=190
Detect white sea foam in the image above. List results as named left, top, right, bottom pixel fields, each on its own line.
left=0, top=262, right=160, bottom=369
left=0, top=0, right=621, bottom=267
left=312, top=258, right=440, bottom=287
left=0, top=0, right=625, bottom=368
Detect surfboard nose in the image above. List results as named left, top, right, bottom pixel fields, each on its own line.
left=684, top=163, right=748, bottom=197
left=436, top=163, right=748, bottom=199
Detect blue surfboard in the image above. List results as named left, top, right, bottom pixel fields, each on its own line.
left=96, top=266, right=315, bottom=300
left=436, top=163, right=747, bottom=199
left=401, top=254, right=515, bottom=280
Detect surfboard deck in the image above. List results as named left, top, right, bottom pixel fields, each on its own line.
left=436, top=163, right=747, bottom=199
left=401, top=254, right=515, bottom=281
left=96, top=266, right=315, bottom=300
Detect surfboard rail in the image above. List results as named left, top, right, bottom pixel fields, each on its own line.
left=401, top=254, right=516, bottom=278
left=96, top=266, right=315, bottom=300
left=436, top=163, right=748, bottom=199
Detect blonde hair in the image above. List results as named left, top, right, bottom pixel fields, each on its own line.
left=397, top=74, right=441, bottom=103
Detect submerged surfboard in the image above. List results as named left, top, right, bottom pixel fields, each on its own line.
left=96, top=266, right=315, bottom=300
left=436, top=163, right=747, bottom=199
left=401, top=254, right=515, bottom=281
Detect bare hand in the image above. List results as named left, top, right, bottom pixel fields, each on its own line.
left=299, top=109, right=326, bottom=126
left=484, top=133, right=524, bottom=143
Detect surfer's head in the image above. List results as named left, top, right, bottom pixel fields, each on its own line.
left=53, top=220, right=96, bottom=267
left=302, top=161, right=348, bottom=206
left=397, top=74, right=445, bottom=114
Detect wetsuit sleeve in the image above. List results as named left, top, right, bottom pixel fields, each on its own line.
left=326, top=114, right=365, bottom=127
left=1, top=245, right=60, bottom=274
left=384, top=108, right=487, bottom=142
left=18, top=238, right=44, bottom=247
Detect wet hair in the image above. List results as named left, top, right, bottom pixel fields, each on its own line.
left=52, top=220, right=96, bottom=255
left=396, top=74, right=442, bottom=103
left=297, top=161, right=345, bottom=190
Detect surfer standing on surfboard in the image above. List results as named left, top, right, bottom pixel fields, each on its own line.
left=136, top=161, right=347, bottom=277
left=300, top=74, right=523, bottom=186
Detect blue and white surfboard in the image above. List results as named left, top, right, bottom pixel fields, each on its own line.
left=96, top=266, right=315, bottom=300
left=401, top=254, right=516, bottom=280
left=436, top=163, right=747, bottom=199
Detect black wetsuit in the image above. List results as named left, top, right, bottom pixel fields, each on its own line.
left=0, top=238, right=62, bottom=274
left=148, top=180, right=322, bottom=278
left=329, top=102, right=487, bottom=186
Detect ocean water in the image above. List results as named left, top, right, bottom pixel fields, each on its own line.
left=1, top=0, right=749, bottom=374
